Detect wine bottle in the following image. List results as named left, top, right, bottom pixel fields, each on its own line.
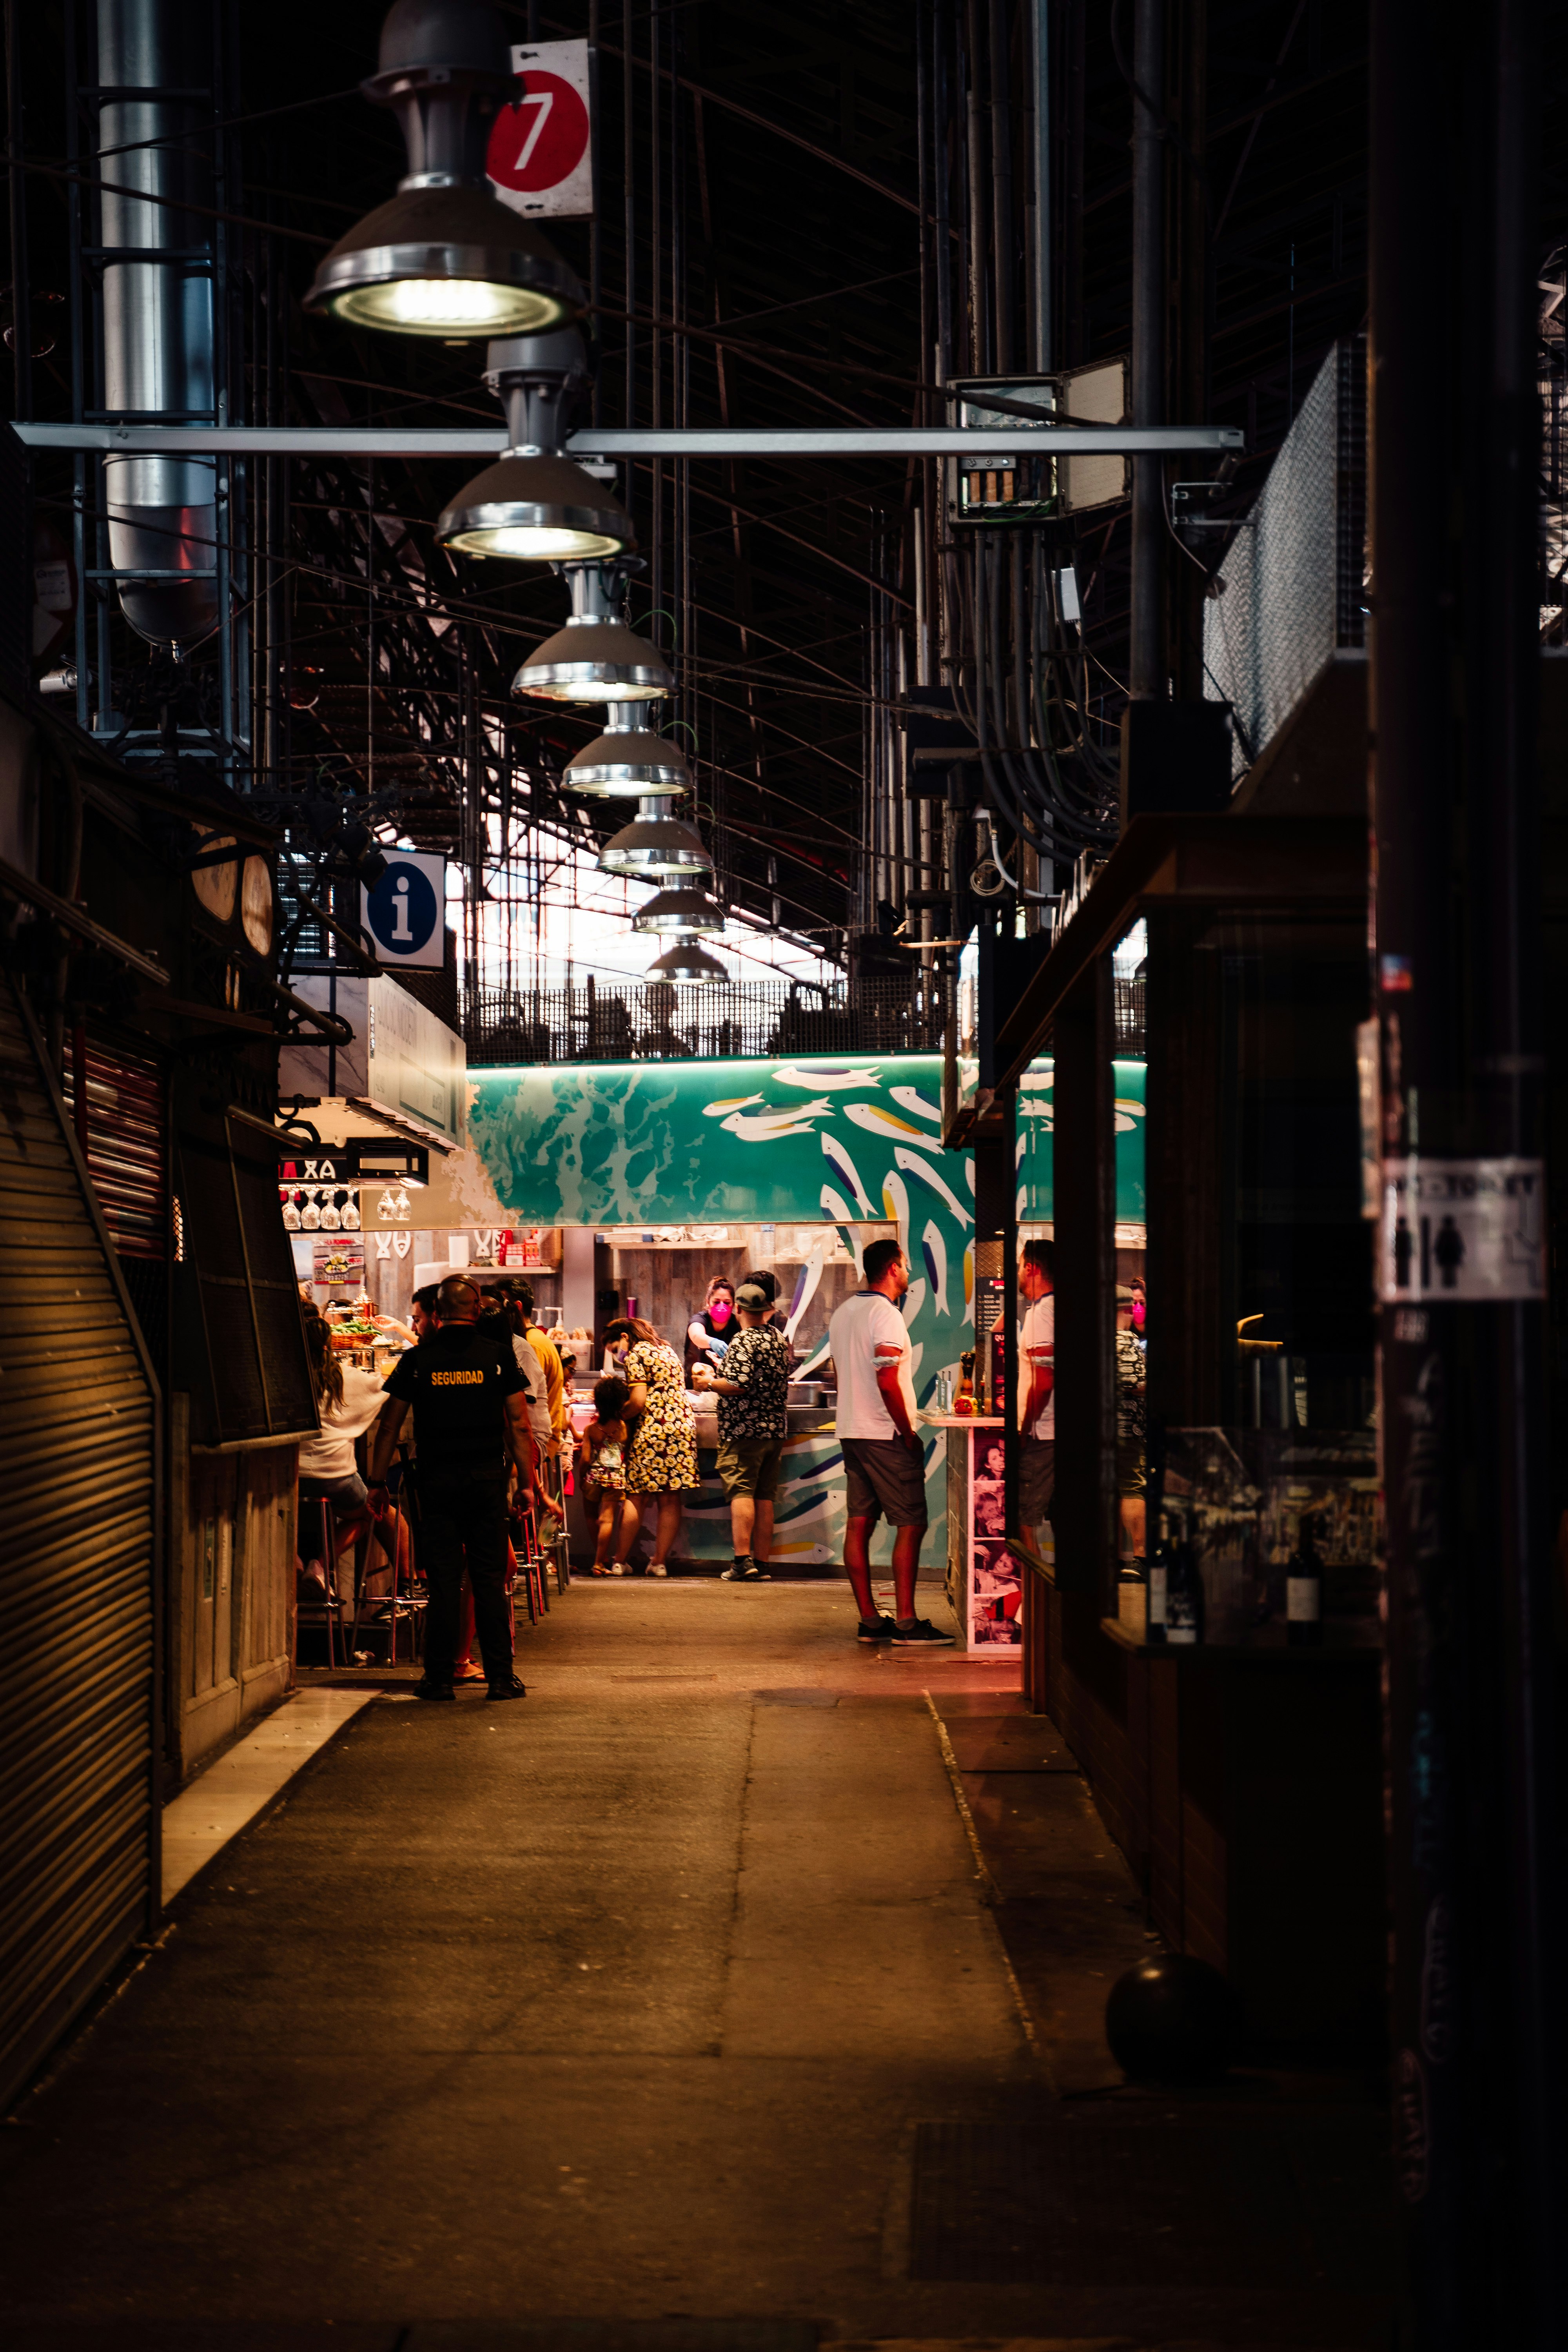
left=955, top=1350, right=977, bottom=1416
left=1117, top=1558, right=1148, bottom=1639
left=1286, top=1513, right=1324, bottom=1648
left=1147, top=1512, right=1170, bottom=1645
left=1166, top=1523, right=1203, bottom=1646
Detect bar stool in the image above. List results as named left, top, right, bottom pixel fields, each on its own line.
left=294, top=1494, right=343, bottom=1668
left=510, top=1497, right=547, bottom=1624
left=348, top=1513, right=426, bottom=1663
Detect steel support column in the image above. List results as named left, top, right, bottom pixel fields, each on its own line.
left=1370, top=0, right=1561, bottom=2342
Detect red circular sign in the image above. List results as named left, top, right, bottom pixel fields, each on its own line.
left=487, top=73, right=590, bottom=194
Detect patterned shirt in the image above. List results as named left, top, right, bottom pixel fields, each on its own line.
left=716, top=1324, right=790, bottom=1442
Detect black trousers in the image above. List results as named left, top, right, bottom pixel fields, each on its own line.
left=416, top=1479, right=513, bottom=1685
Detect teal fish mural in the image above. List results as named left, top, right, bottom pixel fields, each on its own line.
left=464, top=1050, right=1146, bottom=1566
left=922, top=1218, right=949, bottom=1320
left=821, top=1132, right=876, bottom=1218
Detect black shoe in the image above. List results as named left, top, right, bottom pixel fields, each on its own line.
left=413, top=1679, right=455, bottom=1701
left=891, top=1617, right=957, bottom=1647
left=487, top=1675, right=527, bottom=1700
left=857, top=1615, right=897, bottom=1642
left=721, top=1557, right=771, bottom=1582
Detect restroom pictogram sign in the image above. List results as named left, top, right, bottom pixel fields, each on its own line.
left=362, top=851, right=446, bottom=969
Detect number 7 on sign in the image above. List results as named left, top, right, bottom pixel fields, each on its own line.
left=507, top=89, right=553, bottom=177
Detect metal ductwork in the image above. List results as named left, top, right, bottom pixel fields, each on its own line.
left=96, top=0, right=219, bottom=651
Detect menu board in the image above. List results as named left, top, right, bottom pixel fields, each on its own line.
left=312, top=1235, right=365, bottom=1296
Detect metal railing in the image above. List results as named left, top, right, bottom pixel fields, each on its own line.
left=1114, top=973, right=1145, bottom=1054
left=463, top=975, right=946, bottom=1066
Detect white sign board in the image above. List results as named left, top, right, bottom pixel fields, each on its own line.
left=361, top=851, right=447, bottom=971
left=488, top=40, right=593, bottom=221
left=1378, top=1154, right=1547, bottom=1303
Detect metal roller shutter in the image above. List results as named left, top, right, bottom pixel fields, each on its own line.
left=62, top=1030, right=170, bottom=1378
left=64, top=1034, right=168, bottom=1260
left=0, top=966, right=158, bottom=2110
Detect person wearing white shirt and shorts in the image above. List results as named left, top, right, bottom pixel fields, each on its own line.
left=1018, top=1238, right=1056, bottom=1550
left=826, top=1237, right=954, bottom=1647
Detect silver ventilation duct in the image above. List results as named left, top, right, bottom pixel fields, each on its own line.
left=96, top=0, right=220, bottom=650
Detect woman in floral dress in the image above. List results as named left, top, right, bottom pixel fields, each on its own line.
left=603, top=1316, right=698, bottom=1575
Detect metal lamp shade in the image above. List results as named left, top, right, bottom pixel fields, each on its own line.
left=647, top=941, right=727, bottom=985
left=305, top=184, right=583, bottom=339
left=598, top=814, right=712, bottom=879
left=514, top=619, right=674, bottom=703
left=437, top=454, right=633, bottom=561
left=565, top=715, right=690, bottom=797
left=632, top=887, right=724, bottom=935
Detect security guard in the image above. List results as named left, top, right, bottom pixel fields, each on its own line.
left=367, top=1273, right=532, bottom=1701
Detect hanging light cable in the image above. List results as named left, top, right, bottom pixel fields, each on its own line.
left=306, top=0, right=583, bottom=340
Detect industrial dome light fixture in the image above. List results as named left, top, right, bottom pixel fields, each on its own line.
left=632, top=886, right=726, bottom=936
left=598, top=800, right=713, bottom=880
left=647, top=940, right=728, bottom=986
left=436, top=329, right=635, bottom=561
left=564, top=706, right=690, bottom=798
left=513, top=562, right=673, bottom=702
left=306, top=0, right=583, bottom=339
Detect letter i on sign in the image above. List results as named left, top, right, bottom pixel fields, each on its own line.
left=392, top=877, right=413, bottom=942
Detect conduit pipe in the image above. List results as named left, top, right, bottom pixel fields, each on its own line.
left=96, top=0, right=220, bottom=650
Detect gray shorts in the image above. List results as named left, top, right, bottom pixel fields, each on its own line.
left=1020, top=1436, right=1054, bottom=1524
left=841, top=1435, right=929, bottom=1529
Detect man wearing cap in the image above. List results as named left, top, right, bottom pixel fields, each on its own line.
left=367, top=1272, right=532, bottom=1701
left=692, top=1280, right=790, bottom=1583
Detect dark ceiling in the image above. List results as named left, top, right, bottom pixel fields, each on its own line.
left=8, top=0, right=1568, bottom=983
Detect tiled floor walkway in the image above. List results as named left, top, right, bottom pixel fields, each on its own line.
left=0, top=1582, right=1390, bottom=2350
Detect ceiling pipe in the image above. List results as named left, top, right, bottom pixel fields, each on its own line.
left=96, top=0, right=220, bottom=651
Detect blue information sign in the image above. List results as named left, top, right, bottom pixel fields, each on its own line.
left=361, top=853, right=445, bottom=968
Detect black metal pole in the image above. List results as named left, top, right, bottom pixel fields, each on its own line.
left=1127, top=0, right=1163, bottom=701
left=5, top=0, right=32, bottom=424
left=1370, top=0, right=1560, bottom=2343
left=987, top=0, right=1014, bottom=375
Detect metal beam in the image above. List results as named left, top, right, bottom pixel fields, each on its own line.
left=11, top=421, right=1243, bottom=460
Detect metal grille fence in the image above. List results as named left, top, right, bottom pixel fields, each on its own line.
left=1205, top=337, right=1367, bottom=780
left=464, top=975, right=947, bottom=1066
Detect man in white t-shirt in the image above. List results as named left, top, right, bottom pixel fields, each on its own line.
left=826, top=1237, right=954, bottom=1648
left=1018, top=1238, right=1056, bottom=1551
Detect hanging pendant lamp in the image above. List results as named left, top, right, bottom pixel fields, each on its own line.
left=306, top=1, right=583, bottom=339
left=631, top=886, right=725, bottom=936
left=647, top=941, right=728, bottom=985
left=598, top=799, right=713, bottom=880
left=437, top=329, right=635, bottom=561
left=564, top=706, right=690, bottom=798
left=513, top=562, right=673, bottom=703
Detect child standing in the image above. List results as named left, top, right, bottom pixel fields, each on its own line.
left=579, top=1376, right=638, bottom=1575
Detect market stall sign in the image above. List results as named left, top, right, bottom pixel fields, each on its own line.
left=279, top=1140, right=428, bottom=1189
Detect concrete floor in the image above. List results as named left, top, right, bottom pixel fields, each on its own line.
left=0, top=1583, right=1391, bottom=2350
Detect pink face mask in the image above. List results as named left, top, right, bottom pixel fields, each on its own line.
left=1131, top=1298, right=1146, bottom=1332
left=709, top=1299, right=733, bottom=1327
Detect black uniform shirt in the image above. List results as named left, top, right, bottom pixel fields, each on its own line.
left=382, top=1323, right=526, bottom=1487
